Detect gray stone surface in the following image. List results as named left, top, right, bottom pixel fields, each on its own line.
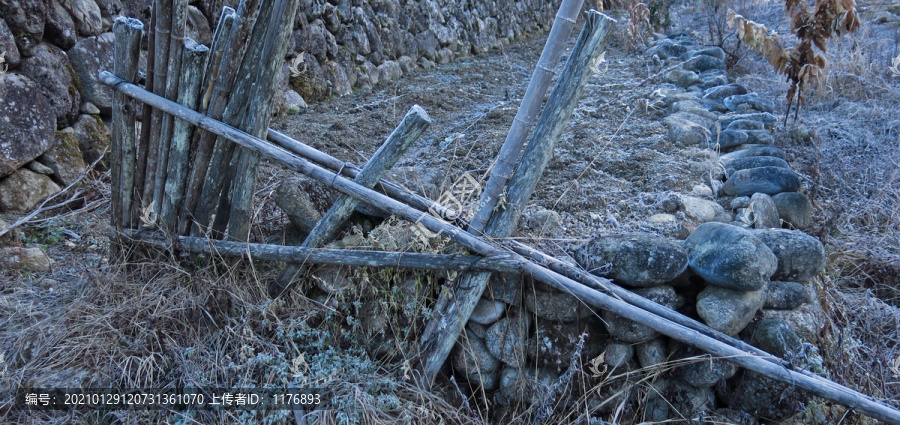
left=772, top=192, right=812, bottom=230
left=679, top=351, right=738, bottom=387
left=749, top=318, right=802, bottom=359
left=744, top=129, right=775, bottom=145
left=452, top=334, right=501, bottom=388
left=693, top=46, right=726, bottom=60
left=485, top=314, right=530, bottom=367
left=0, top=246, right=53, bottom=272
left=0, top=73, right=56, bottom=177
left=527, top=318, right=606, bottom=372
left=574, top=233, right=688, bottom=287
left=680, top=195, right=729, bottom=223
left=722, top=166, right=801, bottom=197
left=525, top=289, right=594, bottom=322
left=62, top=0, right=104, bottom=36
left=724, top=371, right=807, bottom=421
left=636, top=337, right=668, bottom=368
left=683, top=55, right=726, bottom=73
left=38, top=128, right=86, bottom=185
left=765, top=281, right=812, bottom=309
left=718, top=112, right=778, bottom=128
left=683, top=222, right=777, bottom=291
left=702, top=83, right=747, bottom=100
left=749, top=193, right=781, bottom=229
left=723, top=156, right=791, bottom=176
left=274, top=175, right=337, bottom=235
left=724, top=94, right=775, bottom=113
left=604, top=341, right=634, bottom=368
left=0, top=168, right=61, bottom=212
left=725, top=119, right=764, bottom=131
left=67, top=32, right=115, bottom=114
left=71, top=114, right=110, bottom=168
left=664, top=115, right=709, bottom=145
left=43, top=0, right=77, bottom=49
left=719, top=146, right=786, bottom=163
left=17, top=42, right=80, bottom=128
left=469, top=298, right=505, bottom=325
left=696, top=285, right=766, bottom=335
left=602, top=309, right=658, bottom=343
left=0, top=0, right=45, bottom=56
left=713, top=129, right=748, bottom=149
left=634, top=285, right=684, bottom=310
left=0, top=18, right=20, bottom=68
left=485, top=273, right=521, bottom=304
left=755, top=228, right=826, bottom=282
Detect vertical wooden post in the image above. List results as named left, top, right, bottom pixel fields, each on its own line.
left=152, top=0, right=188, bottom=219
left=159, top=38, right=209, bottom=233
left=268, top=106, right=432, bottom=298
left=135, top=2, right=156, bottom=213
left=143, top=0, right=173, bottom=212
left=110, top=17, right=144, bottom=231
left=177, top=6, right=235, bottom=236
left=183, top=0, right=263, bottom=237
left=466, top=0, right=585, bottom=233
left=415, top=11, right=616, bottom=386
left=226, top=0, right=299, bottom=242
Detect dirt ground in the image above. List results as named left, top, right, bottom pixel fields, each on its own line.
left=2, top=1, right=900, bottom=423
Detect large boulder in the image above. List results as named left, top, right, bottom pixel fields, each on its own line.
left=696, top=285, right=766, bottom=335
left=0, top=73, right=56, bottom=177
left=683, top=222, right=777, bottom=291
left=574, top=233, right=688, bottom=287
left=0, top=17, right=21, bottom=68
left=0, top=0, right=45, bottom=56
left=44, top=0, right=78, bottom=49
left=62, top=0, right=104, bottom=36
left=67, top=32, right=115, bottom=114
left=0, top=168, right=61, bottom=212
left=17, top=42, right=80, bottom=128
left=754, top=228, right=826, bottom=282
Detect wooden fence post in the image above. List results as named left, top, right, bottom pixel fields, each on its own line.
left=110, top=17, right=144, bottom=231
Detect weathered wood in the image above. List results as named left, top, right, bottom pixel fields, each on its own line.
left=177, top=6, right=235, bottom=236
left=269, top=105, right=432, bottom=298
left=267, top=129, right=460, bottom=222
left=110, top=17, right=144, bottom=231
left=135, top=2, right=157, bottom=210
left=143, top=0, right=173, bottom=211
left=99, top=72, right=900, bottom=424
left=159, top=38, right=209, bottom=233
left=417, top=11, right=615, bottom=386
left=467, top=0, right=585, bottom=233
left=152, top=0, right=188, bottom=218
left=114, top=228, right=523, bottom=272
left=226, top=0, right=299, bottom=242
left=183, top=0, right=262, bottom=236
left=193, top=0, right=274, bottom=238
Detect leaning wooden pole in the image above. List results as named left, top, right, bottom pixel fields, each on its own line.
left=269, top=105, right=432, bottom=297
left=466, top=0, right=585, bottom=233
left=135, top=2, right=156, bottom=209
left=115, top=229, right=523, bottom=272
left=99, top=73, right=900, bottom=424
left=159, top=38, right=209, bottom=233
left=417, top=10, right=615, bottom=386
left=110, top=17, right=144, bottom=232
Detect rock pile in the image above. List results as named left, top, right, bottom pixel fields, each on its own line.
left=448, top=32, right=827, bottom=421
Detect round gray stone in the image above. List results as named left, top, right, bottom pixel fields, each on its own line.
left=683, top=222, right=777, bottom=290
left=636, top=337, right=668, bottom=368
left=749, top=318, right=802, bottom=359
left=754, top=228, right=826, bottom=282
left=749, top=193, right=781, bottom=229
left=453, top=334, right=501, bottom=379
left=765, top=281, right=812, bottom=309
left=702, top=83, right=748, bottom=100
left=719, top=146, right=786, bottom=163
left=469, top=298, right=505, bottom=325
left=771, top=192, right=812, bottom=230
left=725, top=119, right=764, bottom=131
left=0, top=73, right=56, bottom=177
left=684, top=55, right=726, bottom=73
left=723, top=156, right=791, bottom=177
left=485, top=315, right=530, bottom=367
left=679, top=351, right=738, bottom=387
left=604, top=341, right=634, bottom=368
left=525, top=289, right=594, bottom=322
left=722, top=166, right=801, bottom=197
left=696, top=285, right=766, bottom=335
left=602, top=309, right=658, bottom=343
left=574, top=233, right=688, bottom=287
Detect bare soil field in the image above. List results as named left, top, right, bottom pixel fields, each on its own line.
left=2, top=1, right=899, bottom=423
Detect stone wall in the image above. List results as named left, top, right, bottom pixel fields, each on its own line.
left=0, top=0, right=559, bottom=215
